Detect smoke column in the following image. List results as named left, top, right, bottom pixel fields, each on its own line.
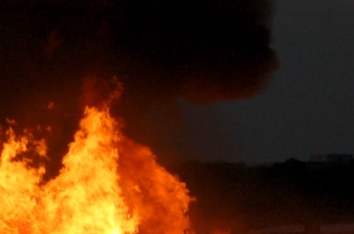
left=0, top=0, right=277, bottom=174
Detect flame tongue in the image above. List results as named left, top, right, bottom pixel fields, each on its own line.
left=0, top=105, right=193, bottom=234
left=0, top=128, right=46, bottom=234
left=41, top=106, right=137, bottom=234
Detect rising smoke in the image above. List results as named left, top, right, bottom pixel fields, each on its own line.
left=0, top=0, right=277, bottom=174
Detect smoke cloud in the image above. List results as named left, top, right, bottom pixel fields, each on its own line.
left=0, top=0, right=277, bottom=173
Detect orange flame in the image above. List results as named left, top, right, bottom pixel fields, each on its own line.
left=0, top=104, right=193, bottom=233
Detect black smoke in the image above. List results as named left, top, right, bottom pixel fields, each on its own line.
left=0, top=0, right=277, bottom=175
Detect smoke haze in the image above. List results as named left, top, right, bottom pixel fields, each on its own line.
left=0, top=0, right=277, bottom=173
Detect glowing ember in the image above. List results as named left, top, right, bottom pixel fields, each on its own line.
left=0, top=103, right=193, bottom=233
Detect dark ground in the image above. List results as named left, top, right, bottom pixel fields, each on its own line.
left=168, top=159, right=354, bottom=234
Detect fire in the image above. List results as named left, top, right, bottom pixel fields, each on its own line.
left=0, top=102, right=193, bottom=233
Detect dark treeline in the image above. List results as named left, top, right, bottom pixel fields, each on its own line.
left=168, top=159, right=354, bottom=234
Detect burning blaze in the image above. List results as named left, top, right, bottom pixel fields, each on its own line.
left=0, top=102, right=193, bottom=233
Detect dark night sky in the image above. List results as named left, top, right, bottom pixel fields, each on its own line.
left=177, top=0, right=354, bottom=164
left=0, top=0, right=353, bottom=168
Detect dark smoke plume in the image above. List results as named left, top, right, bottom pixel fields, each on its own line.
left=0, top=0, right=277, bottom=174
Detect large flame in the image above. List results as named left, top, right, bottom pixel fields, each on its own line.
left=0, top=103, right=193, bottom=233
